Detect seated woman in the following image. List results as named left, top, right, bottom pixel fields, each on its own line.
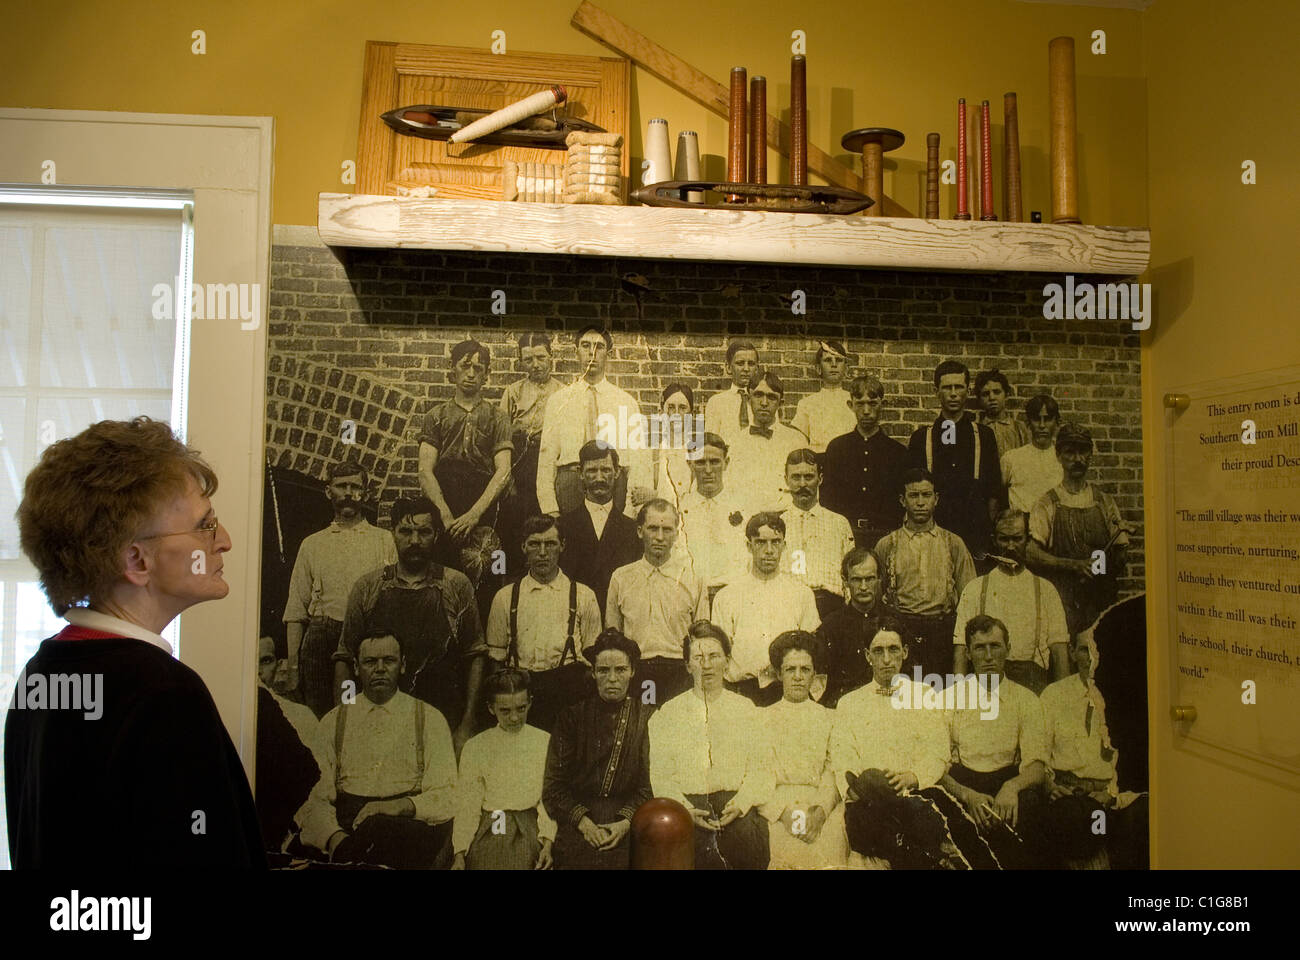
left=761, top=631, right=847, bottom=869
left=453, top=669, right=556, bottom=870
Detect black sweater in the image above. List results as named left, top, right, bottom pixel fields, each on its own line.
left=5, top=629, right=266, bottom=868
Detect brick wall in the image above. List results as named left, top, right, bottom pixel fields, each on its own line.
left=266, top=240, right=1145, bottom=595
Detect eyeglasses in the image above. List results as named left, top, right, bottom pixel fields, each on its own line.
left=138, top=516, right=220, bottom=544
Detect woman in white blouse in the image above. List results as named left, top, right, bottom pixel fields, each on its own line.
left=761, top=631, right=848, bottom=869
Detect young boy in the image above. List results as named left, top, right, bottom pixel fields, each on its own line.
left=452, top=670, right=556, bottom=870
left=705, top=340, right=762, bottom=444
left=792, top=339, right=856, bottom=453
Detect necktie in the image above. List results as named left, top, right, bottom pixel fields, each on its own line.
left=749, top=425, right=773, bottom=439
left=584, top=383, right=599, bottom=443
left=738, top=388, right=750, bottom=427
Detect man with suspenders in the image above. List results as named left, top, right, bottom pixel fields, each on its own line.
left=952, top=509, right=1071, bottom=693
left=907, top=360, right=1003, bottom=562
left=485, top=515, right=603, bottom=732
left=300, top=632, right=458, bottom=869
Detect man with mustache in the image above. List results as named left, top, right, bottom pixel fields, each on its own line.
left=1026, top=423, right=1132, bottom=636
left=301, top=631, right=458, bottom=868
left=284, top=461, right=396, bottom=717
left=952, top=509, right=1070, bottom=693
left=607, top=498, right=707, bottom=705
left=1001, top=394, right=1065, bottom=514
left=557, top=441, right=641, bottom=615
left=774, top=449, right=855, bottom=618
left=543, top=629, right=654, bottom=869
left=334, top=497, right=487, bottom=754
left=418, top=339, right=514, bottom=552
left=537, top=326, right=651, bottom=518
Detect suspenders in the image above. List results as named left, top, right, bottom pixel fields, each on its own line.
left=924, top=419, right=981, bottom=479
left=333, top=697, right=426, bottom=791
left=978, top=571, right=1043, bottom=659
left=507, top=576, right=579, bottom=669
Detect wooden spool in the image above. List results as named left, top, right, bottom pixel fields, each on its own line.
left=841, top=127, right=904, bottom=218
left=1003, top=92, right=1023, bottom=222
left=790, top=55, right=807, bottom=186
left=1049, top=37, right=1081, bottom=224
left=728, top=66, right=748, bottom=202
left=749, top=75, right=767, bottom=184
left=925, top=132, right=941, bottom=218
left=630, top=798, right=695, bottom=869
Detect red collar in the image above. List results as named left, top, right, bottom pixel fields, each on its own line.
left=53, top=624, right=126, bottom=641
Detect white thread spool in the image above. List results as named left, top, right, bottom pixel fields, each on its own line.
left=450, top=86, right=566, bottom=144
left=676, top=130, right=702, bottom=202
left=643, top=118, right=673, bottom=187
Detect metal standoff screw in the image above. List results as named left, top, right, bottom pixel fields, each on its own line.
left=1171, top=705, right=1197, bottom=722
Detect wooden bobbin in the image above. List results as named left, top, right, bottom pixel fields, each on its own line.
left=925, top=132, right=941, bottom=218
left=630, top=798, right=695, bottom=869
left=749, top=75, right=768, bottom=184
left=1049, top=37, right=1081, bottom=224
left=841, top=127, right=904, bottom=217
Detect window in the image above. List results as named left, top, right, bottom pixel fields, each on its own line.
left=0, top=184, right=194, bottom=869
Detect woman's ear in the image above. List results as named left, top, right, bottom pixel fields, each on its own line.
left=122, top=541, right=151, bottom=588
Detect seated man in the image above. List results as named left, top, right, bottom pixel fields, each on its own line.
left=452, top=669, right=555, bottom=870
left=485, top=514, right=602, bottom=732
left=543, top=629, right=654, bottom=870
left=711, top=512, right=820, bottom=706
left=761, top=631, right=846, bottom=869
left=874, top=469, right=976, bottom=676
left=1040, top=632, right=1149, bottom=869
left=937, top=614, right=1047, bottom=870
left=952, top=509, right=1070, bottom=693
left=300, top=632, right=458, bottom=869
left=648, top=621, right=774, bottom=870
left=830, top=619, right=961, bottom=869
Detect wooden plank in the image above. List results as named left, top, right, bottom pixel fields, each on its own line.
left=570, top=0, right=914, bottom=217
left=357, top=42, right=398, bottom=196
left=319, top=193, right=1150, bottom=275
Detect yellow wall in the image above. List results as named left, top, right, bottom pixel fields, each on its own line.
left=1141, top=0, right=1300, bottom=868
left=0, top=0, right=1147, bottom=227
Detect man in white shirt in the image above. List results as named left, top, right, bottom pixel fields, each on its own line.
left=648, top=622, right=775, bottom=869
left=284, top=460, right=396, bottom=717
left=725, top=371, right=809, bottom=518
left=607, top=498, right=707, bottom=705
left=938, top=614, right=1048, bottom=869
left=537, top=326, right=651, bottom=518
left=953, top=509, right=1070, bottom=692
left=300, top=632, right=458, bottom=869
left=703, top=340, right=761, bottom=444
left=485, top=515, right=602, bottom=732
left=791, top=339, right=856, bottom=454
left=676, top=433, right=750, bottom=602
left=711, top=511, right=821, bottom=706
left=1040, top=632, right=1149, bottom=868
left=1001, top=393, right=1064, bottom=513
left=830, top=619, right=965, bottom=869
left=775, top=449, right=856, bottom=618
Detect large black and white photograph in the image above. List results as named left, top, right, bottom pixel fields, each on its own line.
left=256, top=241, right=1149, bottom=870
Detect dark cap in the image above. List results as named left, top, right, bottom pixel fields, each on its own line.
left=1055, top=422, right=1093, bottom=451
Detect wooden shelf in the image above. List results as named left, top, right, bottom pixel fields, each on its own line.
left=318, top=192, right=1149, bottom=275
